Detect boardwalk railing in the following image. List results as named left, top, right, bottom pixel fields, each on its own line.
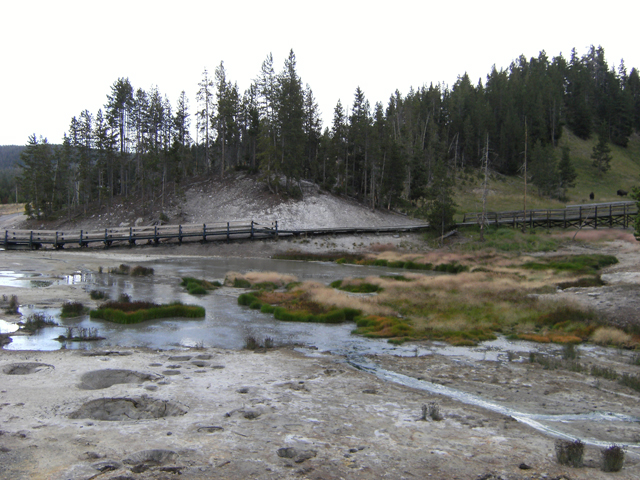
left=461, top=201, right=637, bottom=230
left=2, top=220, right=280, bottom=250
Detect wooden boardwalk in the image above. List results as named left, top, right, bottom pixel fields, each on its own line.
left=461, top=201, right=637, bottom=230
left=1, top=220, right=430, bottom=250
left=1, top=201, right=636, bottom=250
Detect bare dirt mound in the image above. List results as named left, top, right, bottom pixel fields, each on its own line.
left=18, top=172, right=415, bottom=232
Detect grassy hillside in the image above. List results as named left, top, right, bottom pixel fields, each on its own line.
left=453, top=129, right=640, bottom=218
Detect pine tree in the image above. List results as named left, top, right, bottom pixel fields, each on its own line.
left=591, top=123, right=613, bottom=172
left=423, top=160, right=456, bottom=236
left=530, top=140, right=558, bottom=197
left=557, top=146, right=577, bottom=195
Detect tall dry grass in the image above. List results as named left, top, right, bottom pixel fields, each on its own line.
left=591, top=327, right=634, bottom=346
left=225, top=271, right=298, bottom=287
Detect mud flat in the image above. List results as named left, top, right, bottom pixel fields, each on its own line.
left=2, top=346, right=637, bottom=480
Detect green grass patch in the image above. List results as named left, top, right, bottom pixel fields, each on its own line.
left=181, top=277, right=222, bottom=295
left=434, top=262, right=468, bottom=274
left=460, top=227, right=560, bottom=253
left=90, top=301, right=205, bottom=324
left=522, top=254, right=618, bottom=273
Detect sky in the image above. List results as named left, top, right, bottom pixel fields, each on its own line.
left=1, top=0, right=639, bottom=146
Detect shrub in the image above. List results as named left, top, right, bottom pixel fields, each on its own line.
left=555, top=439, right=584, bottom=467
left=601, top=445, right=624, bottom=472
left=118, top=293, right=131, bottom=303
left=111, top=264, right=131, bottom=275
left=61, top=301, right=85, bottom=318
left=244, top=335, right=259, bottom=350
left=5, top=295, right=19, bottom=314
left=89, top=290, right=108, bottom=300
left=434, top=262, right=468, bottom=273
left=131, top=265, right=154, bottom=276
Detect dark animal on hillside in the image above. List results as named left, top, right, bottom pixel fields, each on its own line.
left=589, top=192, right=594, bottom=200
left=617, top=189, right=628, bottom=197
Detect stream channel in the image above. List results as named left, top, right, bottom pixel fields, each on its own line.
left=1, top=255, right=639, bottom=453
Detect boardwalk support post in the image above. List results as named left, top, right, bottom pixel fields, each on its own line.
left=154, top=226, right=159, bottom=245
left=227, top=222, right=230, bottom=242
left=251, top=221, right=254, bottom=239
left=29, top=231, right=33, bottom=249
left=79, top=230, right=83, bottom=247
left=203, top=224, right=207, bottom=242
left=275, top=220, right=278, bottom=239
left=178, top=225, right=182, bottom=245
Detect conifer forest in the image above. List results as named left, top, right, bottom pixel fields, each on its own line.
left=14, top=46, right=640, bottom=220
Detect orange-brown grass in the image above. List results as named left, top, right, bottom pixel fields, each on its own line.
left=518, top=333, right=552, bottom=343
left=225, top=271, right=298, bottom=287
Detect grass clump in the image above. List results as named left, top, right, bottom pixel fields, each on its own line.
left=555, top=439, right=584, bottom=467
left=601, top=445, right=625, bottom=472
left=618, top=373, right=640, bottom=392
left=90, top=300, right=205, bottom=324
left=330, top=279, right=381, bottom=294
left=21, top=313, right=57, bottom=333
left=60, top=301, right=86, bottom=318
left=56, top=326, right=103, bottom=342
left=181, top=277, right=222, bottom=295
left=590, top=365, right=619, bottom=380
left=89, top=290, right=109, bottom=300
left=3, top=294, right=19, bottom=314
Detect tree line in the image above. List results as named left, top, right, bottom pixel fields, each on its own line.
left=17, top=45, right=640, bottom=221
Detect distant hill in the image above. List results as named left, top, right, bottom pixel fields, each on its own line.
left=0, top=145, right=24, bottom=169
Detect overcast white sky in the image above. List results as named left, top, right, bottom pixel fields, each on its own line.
left=1, top=1, right=638, bottom=146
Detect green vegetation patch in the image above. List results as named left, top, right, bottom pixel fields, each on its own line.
left=522, top=254, right=618, bottom=273
left=461, top=227, right=560, bottom=253
left=238, top=290, right=360, bottom=325
left=90, top=300, right=205, bottom=324
left=181, top=277, right=222, bottom=295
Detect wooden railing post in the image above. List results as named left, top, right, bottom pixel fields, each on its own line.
left=178, top=225, right=183, bottom=244
left=595, top=206, right=598, bottom=229
left=227, top=222, right=230, bottom=242
left=79, top=230, right=83, bottom=247
left=275, top=220, right=278, bottom=238
left=610, top=204, right=613, bottom=228
left=104, top=228, right=108, bottom=248
left=251, top=221, right=254, bottom=238
left=29, top=231, right=33, bottom=249
left=203, top=224, right=207, bottom=242
left=4, top=230, right=7, bottom=249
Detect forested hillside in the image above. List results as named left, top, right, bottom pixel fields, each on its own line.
left=0, top=145, right=23, bottom=204
left=13, top=45, right=640, bottom=222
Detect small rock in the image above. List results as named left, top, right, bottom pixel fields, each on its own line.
left=294, top=450, right=317, bottom=463
left=91, top=460, right=122, bottom=472
left=362, top=389, right=377, bottom=394
left=277, top=447, right=297, bottom=458
left=519, top=463, right=532, bottom=470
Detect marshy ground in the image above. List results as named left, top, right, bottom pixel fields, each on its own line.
left=1, top=228, right=640, bottom=478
